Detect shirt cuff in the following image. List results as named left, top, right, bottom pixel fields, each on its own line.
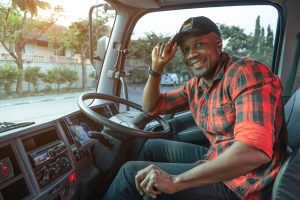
left=234, top=122, right=274, bottom=159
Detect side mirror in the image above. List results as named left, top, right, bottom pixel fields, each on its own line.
left=89, top=3, right=114, bottom=81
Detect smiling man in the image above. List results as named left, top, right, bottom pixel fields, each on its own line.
left=104, top=16, right=287, bottom=200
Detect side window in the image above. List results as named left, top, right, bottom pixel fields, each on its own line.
left=124, top=5, right=278, bottom=107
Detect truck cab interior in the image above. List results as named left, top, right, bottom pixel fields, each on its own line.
left=0, top=0, right=300, bottom=199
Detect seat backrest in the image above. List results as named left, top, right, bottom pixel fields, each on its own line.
left=272, top=88, right=300, bottom=199
left=285, top=88, right=300, bottom=151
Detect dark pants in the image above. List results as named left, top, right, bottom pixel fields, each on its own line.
left=103, top=139, right=239, bottom=200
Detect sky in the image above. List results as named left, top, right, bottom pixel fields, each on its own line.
left=39, top=0, right=105, bottom=27
left=38, top=1, right=278, bottom=38
left=133, top=5, right=278, bottom=39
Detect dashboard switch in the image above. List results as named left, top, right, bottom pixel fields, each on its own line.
left=0, top=157, right=14, bottom=184
left=1, top=164, right=8, bottom=175
left=68, top=172, right=76, bottom=184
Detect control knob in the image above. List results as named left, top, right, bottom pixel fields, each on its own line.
left=48, top=148, right=56, bottom=157
left=59, top=157, right=70, bottom=170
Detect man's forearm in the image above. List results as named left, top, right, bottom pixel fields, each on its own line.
left=143, top=42, right=177, bottom=113
left=142, top=75, right=161, bottom=113
left=173, top=141, right=270, bottom=192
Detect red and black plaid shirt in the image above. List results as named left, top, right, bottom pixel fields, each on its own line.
left=150, top=53, right=287, bottom=199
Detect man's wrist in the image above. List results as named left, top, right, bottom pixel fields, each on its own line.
left=148, top=68, right=161, bottom=78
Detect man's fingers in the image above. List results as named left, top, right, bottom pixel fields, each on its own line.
left=140, top=173, right=151, bottom=196
left=135, top=165, right=156, bottom=195
left=163, top=41, right=177, bottom=58
left=135, top=171, right=146, bottom=195
left=144, top=172, right=162, bottom=198
left=170, top=42, right=177, bottom=56
left=159, top=43, right=166, bottom=58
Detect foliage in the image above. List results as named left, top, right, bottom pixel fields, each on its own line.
left=219, top=16, right=274, bottom=66
left=128, top=69, right=148, bottom=84
left=63, top=18, right=110, bottom=57
left=40, top=66, right=78, bottom=92
left=40, top=67, right=59, bottom=91
left=0, top=64, right=20, bottom=94
left=24, top=66, right=42, bottom=92
left=219, top=24, right=250, bottom=56
left=11, top=0, right=51, bottom=16
left=59, top=66, right=78, bottom=87
left=0, top=0, right=52, bottom=95
left=0, top=6, right=22, bottom=46
left=48, top=17, right=110, bottom=89
left=129, top=32, right=170, bottom=65
left=127, top=15, right=274, bottom=81
left=47, top=25, right=67, bottom=56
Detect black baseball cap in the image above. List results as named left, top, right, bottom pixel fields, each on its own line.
left=171, top=16, right=220, bottom=45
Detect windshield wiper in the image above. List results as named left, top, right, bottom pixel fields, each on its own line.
left=0, top=122, right=35, bottom=133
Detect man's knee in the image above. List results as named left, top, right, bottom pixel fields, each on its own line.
left=143, top=139, right=157, bottom=151
left=139, top=139, right=163, bottom=160
left=120, top=161, right=150, bottom=178
left=120, top=161, right=139, bottom=176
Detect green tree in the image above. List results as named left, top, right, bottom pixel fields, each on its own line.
left=59, top=66, right=78, bottom=88
left=249, top=16, right=274, bottom=66
left=129, top=32, right=170, bottom=65
left=40, top=66, right=78, bottom=92
left=40, top=67, right=59, bottom=92
left=219, top=16, right=274, bottom=67
left=61, top=18, right=109, bottom=89
left=128, top=69, right=148, bottom=84
left=129, top=32, right=191, bottom=79
left=219, top=24, right=251, bottom=57
left=258, top=27, right=266, bottom=56
left=12, top=0, right=50, bottom=16
left=47, top=24, right=67, bottom=56
left=0, top=0, right=51, bottom=95
left=265, top=25, right=274, bottom=66
left=0, top=65, right=20, bottom=95
left=24, top=66, right=42, bottom=92
left=252, top=15, right=261, bottom=54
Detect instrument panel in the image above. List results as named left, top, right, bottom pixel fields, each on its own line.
left=0, top=103, right=117, bottom=200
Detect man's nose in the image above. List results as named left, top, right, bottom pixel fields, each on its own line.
left=187, top=47, right=198, bottom=59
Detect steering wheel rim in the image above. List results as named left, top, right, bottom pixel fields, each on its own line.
left=78, top=93, right=171, bottom=138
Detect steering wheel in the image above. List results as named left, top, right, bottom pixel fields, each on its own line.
left=78, top=93, right=171, bottom=138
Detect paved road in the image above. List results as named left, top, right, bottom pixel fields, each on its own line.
left=0, top=85, right=177, bottom=123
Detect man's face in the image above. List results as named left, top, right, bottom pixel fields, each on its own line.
left=180, top=32, right=222, bottom=81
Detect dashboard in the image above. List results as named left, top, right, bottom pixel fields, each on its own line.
left=0, top=103, right=118, bottom=200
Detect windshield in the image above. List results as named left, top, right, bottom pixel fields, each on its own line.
left=0, top=0, right=115, bottom=124
left=122, top=5, right=278, bottom=111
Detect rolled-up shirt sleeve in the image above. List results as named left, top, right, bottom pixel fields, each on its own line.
left=149, top=83, right=191, bottom=116
left=230, top=64, right=283, bottom=159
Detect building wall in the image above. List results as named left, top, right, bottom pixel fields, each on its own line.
left=0, top=41, right=95, bottom=95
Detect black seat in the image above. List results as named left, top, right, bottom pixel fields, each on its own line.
left=272, top=88, right=300, bottom=199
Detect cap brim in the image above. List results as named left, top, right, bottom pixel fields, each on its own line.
left=170, top=30, right=206, bottom=45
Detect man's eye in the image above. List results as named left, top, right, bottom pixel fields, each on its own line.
left=195, top=42, right=205, bottom=49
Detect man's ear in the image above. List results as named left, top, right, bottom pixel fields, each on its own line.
left=216, top=37, right=223, bottom=53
